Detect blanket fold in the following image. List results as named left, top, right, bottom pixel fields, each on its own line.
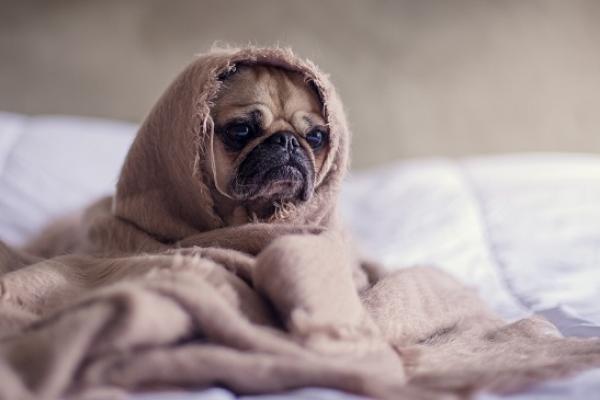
left=1, top=46, right=599, bottom=400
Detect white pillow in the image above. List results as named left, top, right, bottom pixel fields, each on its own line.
left=0, top=111, right=136, bottom=245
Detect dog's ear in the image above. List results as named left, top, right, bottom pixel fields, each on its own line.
left=217, top=64, right=239, bottom=81
left=307, top=79, right=325, bottom=108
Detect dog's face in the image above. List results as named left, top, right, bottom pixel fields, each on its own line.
left=210, top=65, right=328, bottom=219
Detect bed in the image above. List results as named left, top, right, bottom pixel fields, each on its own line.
left=1, top=110, right=599, bottom=399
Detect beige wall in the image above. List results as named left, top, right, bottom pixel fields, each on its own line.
left=1, top=0, right=599, bottom=168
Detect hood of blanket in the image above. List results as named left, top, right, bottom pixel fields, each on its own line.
left=112, top=47, right=350, bottom=242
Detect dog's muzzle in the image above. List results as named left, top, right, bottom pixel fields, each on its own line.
left=231, top=131, right=315, bottom=201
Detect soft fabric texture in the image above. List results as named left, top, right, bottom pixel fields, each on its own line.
left=1, top=48, right=600, bottom=400
left=1, top=112, right=600, bottom=400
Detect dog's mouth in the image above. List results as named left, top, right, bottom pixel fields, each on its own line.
left=230, top=145, right=315, bottom=203
left=263, top=164, right=303, bottom=184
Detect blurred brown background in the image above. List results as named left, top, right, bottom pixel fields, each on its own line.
left=1, top=0, right=599, bottom=168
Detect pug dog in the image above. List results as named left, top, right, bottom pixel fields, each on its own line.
left=209, top=65, right=330, bottom=225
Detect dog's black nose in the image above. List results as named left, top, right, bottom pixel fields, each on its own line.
left=267, top=131, right=299, bottom=151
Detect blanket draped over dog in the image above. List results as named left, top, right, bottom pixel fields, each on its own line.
left=1, top=47, right=600, bottom=400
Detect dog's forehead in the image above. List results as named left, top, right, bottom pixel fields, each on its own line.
left=216, top=65, right=321, bottom=116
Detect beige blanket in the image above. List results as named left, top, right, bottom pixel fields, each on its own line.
left=1, top=47, right=599, bottom=400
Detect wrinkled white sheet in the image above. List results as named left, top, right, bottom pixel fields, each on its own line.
left=1, top=111, right=599, bottom=399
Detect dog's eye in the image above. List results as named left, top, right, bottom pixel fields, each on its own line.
left=220, top=122, right=255, bottom=151
left=306, top=129, right=327, bottom=149
left=228, top=123, right=253, bottom=141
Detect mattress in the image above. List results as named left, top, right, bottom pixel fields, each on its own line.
left=1, top=110, right=599, bottom=399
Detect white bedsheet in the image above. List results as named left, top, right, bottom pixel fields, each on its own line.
left=1, top=111, right=599, bottom=399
